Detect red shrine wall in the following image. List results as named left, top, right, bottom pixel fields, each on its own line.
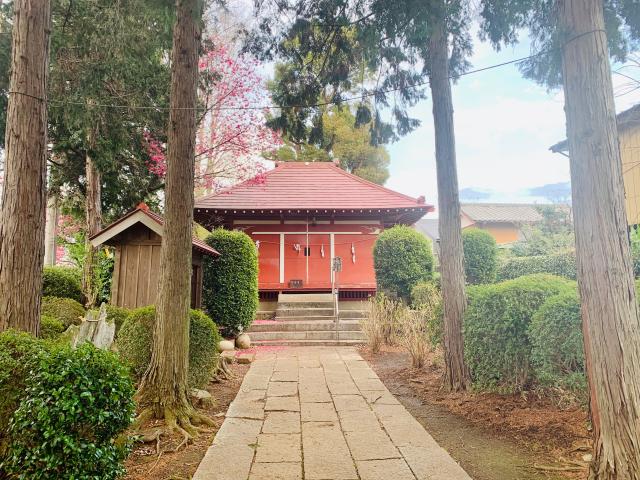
left=233, top=220, right=381, bottom=292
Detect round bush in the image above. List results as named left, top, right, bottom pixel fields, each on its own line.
left=462, top=229, right=497, bottom=284
left=463, top=274, right=574, bottom=391
left=40, top=315, right=65, bottom=340
left=3, top=343, right=135, bottom=480
left=117, top=306, right=221, bottom=388
left=497, top=251, right=576, bottom=281
left=41, top=296, right=86, bottom=328
left=529, top=291, right=586, bottom=393
left=203, top=229, right=258, bottom=336
left=373, top=225, right=434, bottom=301
left=0, top=331, right=47, bottom=459
left=42, top=266, right=83, bottom=303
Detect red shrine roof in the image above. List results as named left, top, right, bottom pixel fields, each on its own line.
left=89, top=203, right=219, bottom=256
left=194, top=162, right=433, bottom=216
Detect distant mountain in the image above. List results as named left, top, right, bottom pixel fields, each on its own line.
left=459, top=188, right=492, bottom=201
left=528, top=182, right=572, bottom=203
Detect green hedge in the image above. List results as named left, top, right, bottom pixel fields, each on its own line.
left=497, top=251, right=576, bottom=281
left=40, top=315, right=65, bottom=340
left=0, top=331, right=46, bottom=460
left=203, top=229, right=258, bottom=336
left=529, top=290, right=585, bottom=394
left=3, top=343, right=135, bottom=480
left=117, top=306, right=221, bottom=388
left=464, top=274, right=574, bottom=391
left=41, top=296, right=85, bottom=329
left=373, top=225, right=434, bottom=301
left=42, top=266, right=83, bottom=303
left=462, top=229, right=498, bottom=284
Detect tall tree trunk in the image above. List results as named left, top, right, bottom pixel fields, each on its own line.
left=82, top=146, right=102, bottom=307
left=136, top=0, right=209, bottom=437
left=559, top=1, right=640, bottom=478
left=428, top=13, right=470, bottom=391
left=0, top=0, right=51, bottom=335
left=44, top=196, right=58, bottom=266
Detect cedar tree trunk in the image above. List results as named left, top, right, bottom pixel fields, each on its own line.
left=428, top=13, right=470, bottom=391
left=0, top=0, right=51, bottom=335
left=137, top=0, right=203, bottom=426
left=82, top=146, right=101, bottom=307
left=559, top=1, right=640, bottom=478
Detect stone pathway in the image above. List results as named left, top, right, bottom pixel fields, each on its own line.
left=194, top=347, right=472, bottom=480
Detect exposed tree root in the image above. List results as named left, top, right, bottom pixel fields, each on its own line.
left=213, top=355, right=234, bottom=381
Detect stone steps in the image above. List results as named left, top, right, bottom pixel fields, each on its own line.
left=250, top=330, right=364, bottom=342
left=247, top=293, right=367, bottom=345
left=250, top=319, right=361, bottom=332
left=251, top=338, right=363, bottom=347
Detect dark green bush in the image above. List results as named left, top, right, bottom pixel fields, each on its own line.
left=373, top=225, right=434, bottom=301
left=3, top=343, right=135, bottom=480
left=203, top=229, right=258, bottom=336
left=411, top=281, right=443, bottom=347
left=42, top=266, right=83, bottom=303
left=0, top=331, right=47, bottom=460
left=497, top=251, right=576, bottom=281
left=41, top=296, right=85, bottom=328
left=40, top=315, right=65, bottom=340
left=117, top=306, right=221, bottom=388
left=529, top=290, right=586, bottom=394
left=464, top=274, right=574, bottom=391
left=462, top=229, right=498, bottom=284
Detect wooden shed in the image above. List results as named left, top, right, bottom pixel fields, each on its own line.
left=89, top=204, right=219, bottom=309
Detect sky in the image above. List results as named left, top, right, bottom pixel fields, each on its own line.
left=383, top=34, right=640, bottom=210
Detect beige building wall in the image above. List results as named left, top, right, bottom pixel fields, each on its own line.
left=620, top=127, right=640, bottom=226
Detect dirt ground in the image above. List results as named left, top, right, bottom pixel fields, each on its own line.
left=360, top=345, right=591, bottom=480
left=124, top=362, right=249, bottom=480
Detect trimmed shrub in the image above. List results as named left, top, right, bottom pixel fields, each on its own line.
left=41, top=296, right=85, bottom=328
left=497, top=251, right=576, bottom=281
left=462, top=229, right=498, bottom=284
left=373, top=225, right=434, bottom=301
left=464, top=274, right=574, bottom=391
left=3, top=343, right=135, bottom=480
left=42, top=266, right=83, bottom=303
left=0, top=331, right=47, bottom=459
left=40, top=315, right=65, bottom=340
left=411, top=281, right=443, bottom=347
left=203, top=229, right=258, bottom=336
left=117, top=306, right=221, bottom=388
left=529, top=290, right=586, bottom=394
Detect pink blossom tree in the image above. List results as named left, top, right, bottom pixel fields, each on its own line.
left=145, top=38, right=281, bottom=193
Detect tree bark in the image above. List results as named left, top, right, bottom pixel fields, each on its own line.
left=137, top=0, right=204, bottom=430
left=559, top=1, right=640, bottom=478
left=82, top=144, right=102, bottom=307
left=428, top=12, right=470, bottom=391
left=0, top=0, right=51, bottom=335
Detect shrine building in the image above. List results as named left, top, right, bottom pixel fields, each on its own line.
left=194, top=162, right=433, bottom=301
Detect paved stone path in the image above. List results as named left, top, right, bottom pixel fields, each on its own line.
left=194, top=347, right=472, bottom=480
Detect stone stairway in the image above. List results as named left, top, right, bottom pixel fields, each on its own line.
left=248, top=293, right=367, bottom=346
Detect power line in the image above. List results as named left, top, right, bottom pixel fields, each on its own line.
left=6, top=28, right=614, bottom=112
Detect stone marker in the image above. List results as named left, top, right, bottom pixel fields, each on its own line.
left=236, top=333, right=251, bottom=349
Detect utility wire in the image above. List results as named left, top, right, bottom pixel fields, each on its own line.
left=6, top=28, right=616, bottom=112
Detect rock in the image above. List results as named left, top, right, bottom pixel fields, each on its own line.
left=235, top=333, right=251, bottom=349
left=218, top=339, right=235, bottom=352
left=190, top=388, right=214, bottom=408
left=72, top=303, right=115, bottom=350
left=236, top=353, right=254, bottom=364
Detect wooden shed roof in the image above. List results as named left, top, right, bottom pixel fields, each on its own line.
left=89, top=204, right=219, bottom=256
